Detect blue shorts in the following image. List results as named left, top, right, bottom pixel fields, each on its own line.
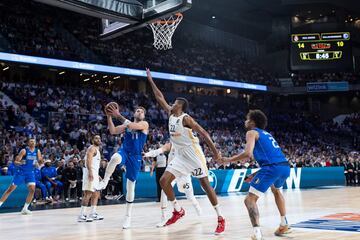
left=250, top=164, right=290, bottom=196
left=12, top=171, right=36, bottom=186
left=118, top=149, right=142, bottom=182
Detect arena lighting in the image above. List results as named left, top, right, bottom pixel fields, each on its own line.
left=212, top=15, right=216, bottom=19
left=103, top=75, right=108, bottom=78
left=2, top=66, right=9, bottom=71
left=83, top=78, right=90, bottom=82
left=114, top=76, right=120, bottom=79
left=226, top=89, right=231, bottom=94
left=59, top=71, right=65, bottom=75
left=0, top=52, right=267, bottom=91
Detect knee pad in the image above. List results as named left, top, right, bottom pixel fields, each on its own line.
left=126, top=179, right=136, bottom=202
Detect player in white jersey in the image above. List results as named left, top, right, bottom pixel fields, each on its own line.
left=144, top=142, right=202, bottom=227
left=78, top=135, right=104, bottom=222
left=146, top=68, right=225, bottom=234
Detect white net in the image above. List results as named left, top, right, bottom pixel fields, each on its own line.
left=149, top=13, right=183, bottom=50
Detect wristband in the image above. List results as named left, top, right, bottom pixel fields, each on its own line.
left=124, top=119, right=131, bottom=127
left=144, top=148, right=164, bottom=158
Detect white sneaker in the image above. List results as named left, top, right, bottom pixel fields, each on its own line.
left=114, top=194, right=124, bottom=200
left=78, top=215, right=93, bottom=222
left=156, top=217, right=167, bottom=228
left=21, top=209, right=32, bottom=215
left=96, top=180, right=108, bottom=191
left=251, top=235, right=264, bottom=240
left=251, top=229, right=264, bottom=240
left=45, top=197, right=52, bottom=203
left=122, top=216, right=131, bottom=229
left=91, top=213, right=104, bottom=221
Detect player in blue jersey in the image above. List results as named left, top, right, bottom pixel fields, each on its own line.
left=34, top=163, right=51, bottom=203
left=0, top=138, right=43, bottom=214
left=42, top=159, right=63, bottom=200
left=220, top=110, right=290, bottom=240
left=97, top=102, right=148, bottom=229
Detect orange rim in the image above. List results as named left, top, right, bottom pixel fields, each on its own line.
left=154, top=13, right=183, bottom=25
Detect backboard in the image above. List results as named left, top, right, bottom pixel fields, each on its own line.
left=100, top=0, right=192, bottom=40
left=35, top=0, right=192, bottom=40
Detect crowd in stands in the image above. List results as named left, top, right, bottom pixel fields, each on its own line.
left=1, top=1, right=359, bottom=87
left=0, top=0, right=77, bottom=60
left=0, top=0, right=280, bottom=86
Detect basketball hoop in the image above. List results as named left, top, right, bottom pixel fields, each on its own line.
left=149, top=13, right=183, bottom=50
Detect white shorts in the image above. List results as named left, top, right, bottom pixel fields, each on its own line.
left=172, top=174, right=193, bottom=193
left=167, top=145, right=208, bottom=179
left=82, top=168, right=99, bottom=192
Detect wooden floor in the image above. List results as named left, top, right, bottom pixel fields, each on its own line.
left=1, top=187, right=359, bottom=240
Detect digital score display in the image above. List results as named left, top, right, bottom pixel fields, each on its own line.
left=290, top=32, right=353, bottom=71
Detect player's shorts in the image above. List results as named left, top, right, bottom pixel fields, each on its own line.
left=82, top=168, right=99, bottom=192
left=172, top=174, right=193, bottom=193
left=118, top=149, right=142, bottom=182
left=166, top=144, right=208, bottom=179
left=12, top=171, right=35, bottom=186
left=249, top=162, right=290, bottom=197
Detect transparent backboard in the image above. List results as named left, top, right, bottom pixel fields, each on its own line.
left=35, top=0, right=191, bottom=40
left=100, top=0, right=192, bottom=40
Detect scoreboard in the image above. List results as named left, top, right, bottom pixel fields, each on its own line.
left=290, top=32, right=353, bottom=71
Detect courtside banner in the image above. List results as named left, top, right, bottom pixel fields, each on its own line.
left=0, top=177, right=29, bottom=209
left=125, top=167, right=345, bottom=198
left=307, top=82, right=349, bottom=92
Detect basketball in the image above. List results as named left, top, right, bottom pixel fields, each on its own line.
left=105, top=102, right=119, bottom=115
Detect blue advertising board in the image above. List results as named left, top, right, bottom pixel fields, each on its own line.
left=125, top=167, right=345, bottom=198
left=307, top=82, right=349, bottom=92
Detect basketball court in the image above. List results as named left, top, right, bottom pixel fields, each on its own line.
left=1, top=187, right=359, bottom=240
left=0, top=1, right=359, bottom=240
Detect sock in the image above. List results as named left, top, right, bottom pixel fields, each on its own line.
left=126, top=202, right=133, bottom=217
left=91, top=205, right=97, bottom=215
left=280, top=216, right=288, bottom=226
left=23, top=202, right=30, bottom=211
left=253, top=227, right=262, bottom=237
left=80, top=206, right=87, bottom=216
left=184, top=189, right=198, bottom=206
left=0, top=201, right=3, bottom=207
left=160, top=190, right=168, bottom=209
left=161, top=207, right=166, bottom=219
left=213, top=204, right=222, bottom=217
left=171, top=200, right=181, bottom=212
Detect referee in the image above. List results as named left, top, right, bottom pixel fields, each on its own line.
left=150, top=146, right=167, bottom=202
